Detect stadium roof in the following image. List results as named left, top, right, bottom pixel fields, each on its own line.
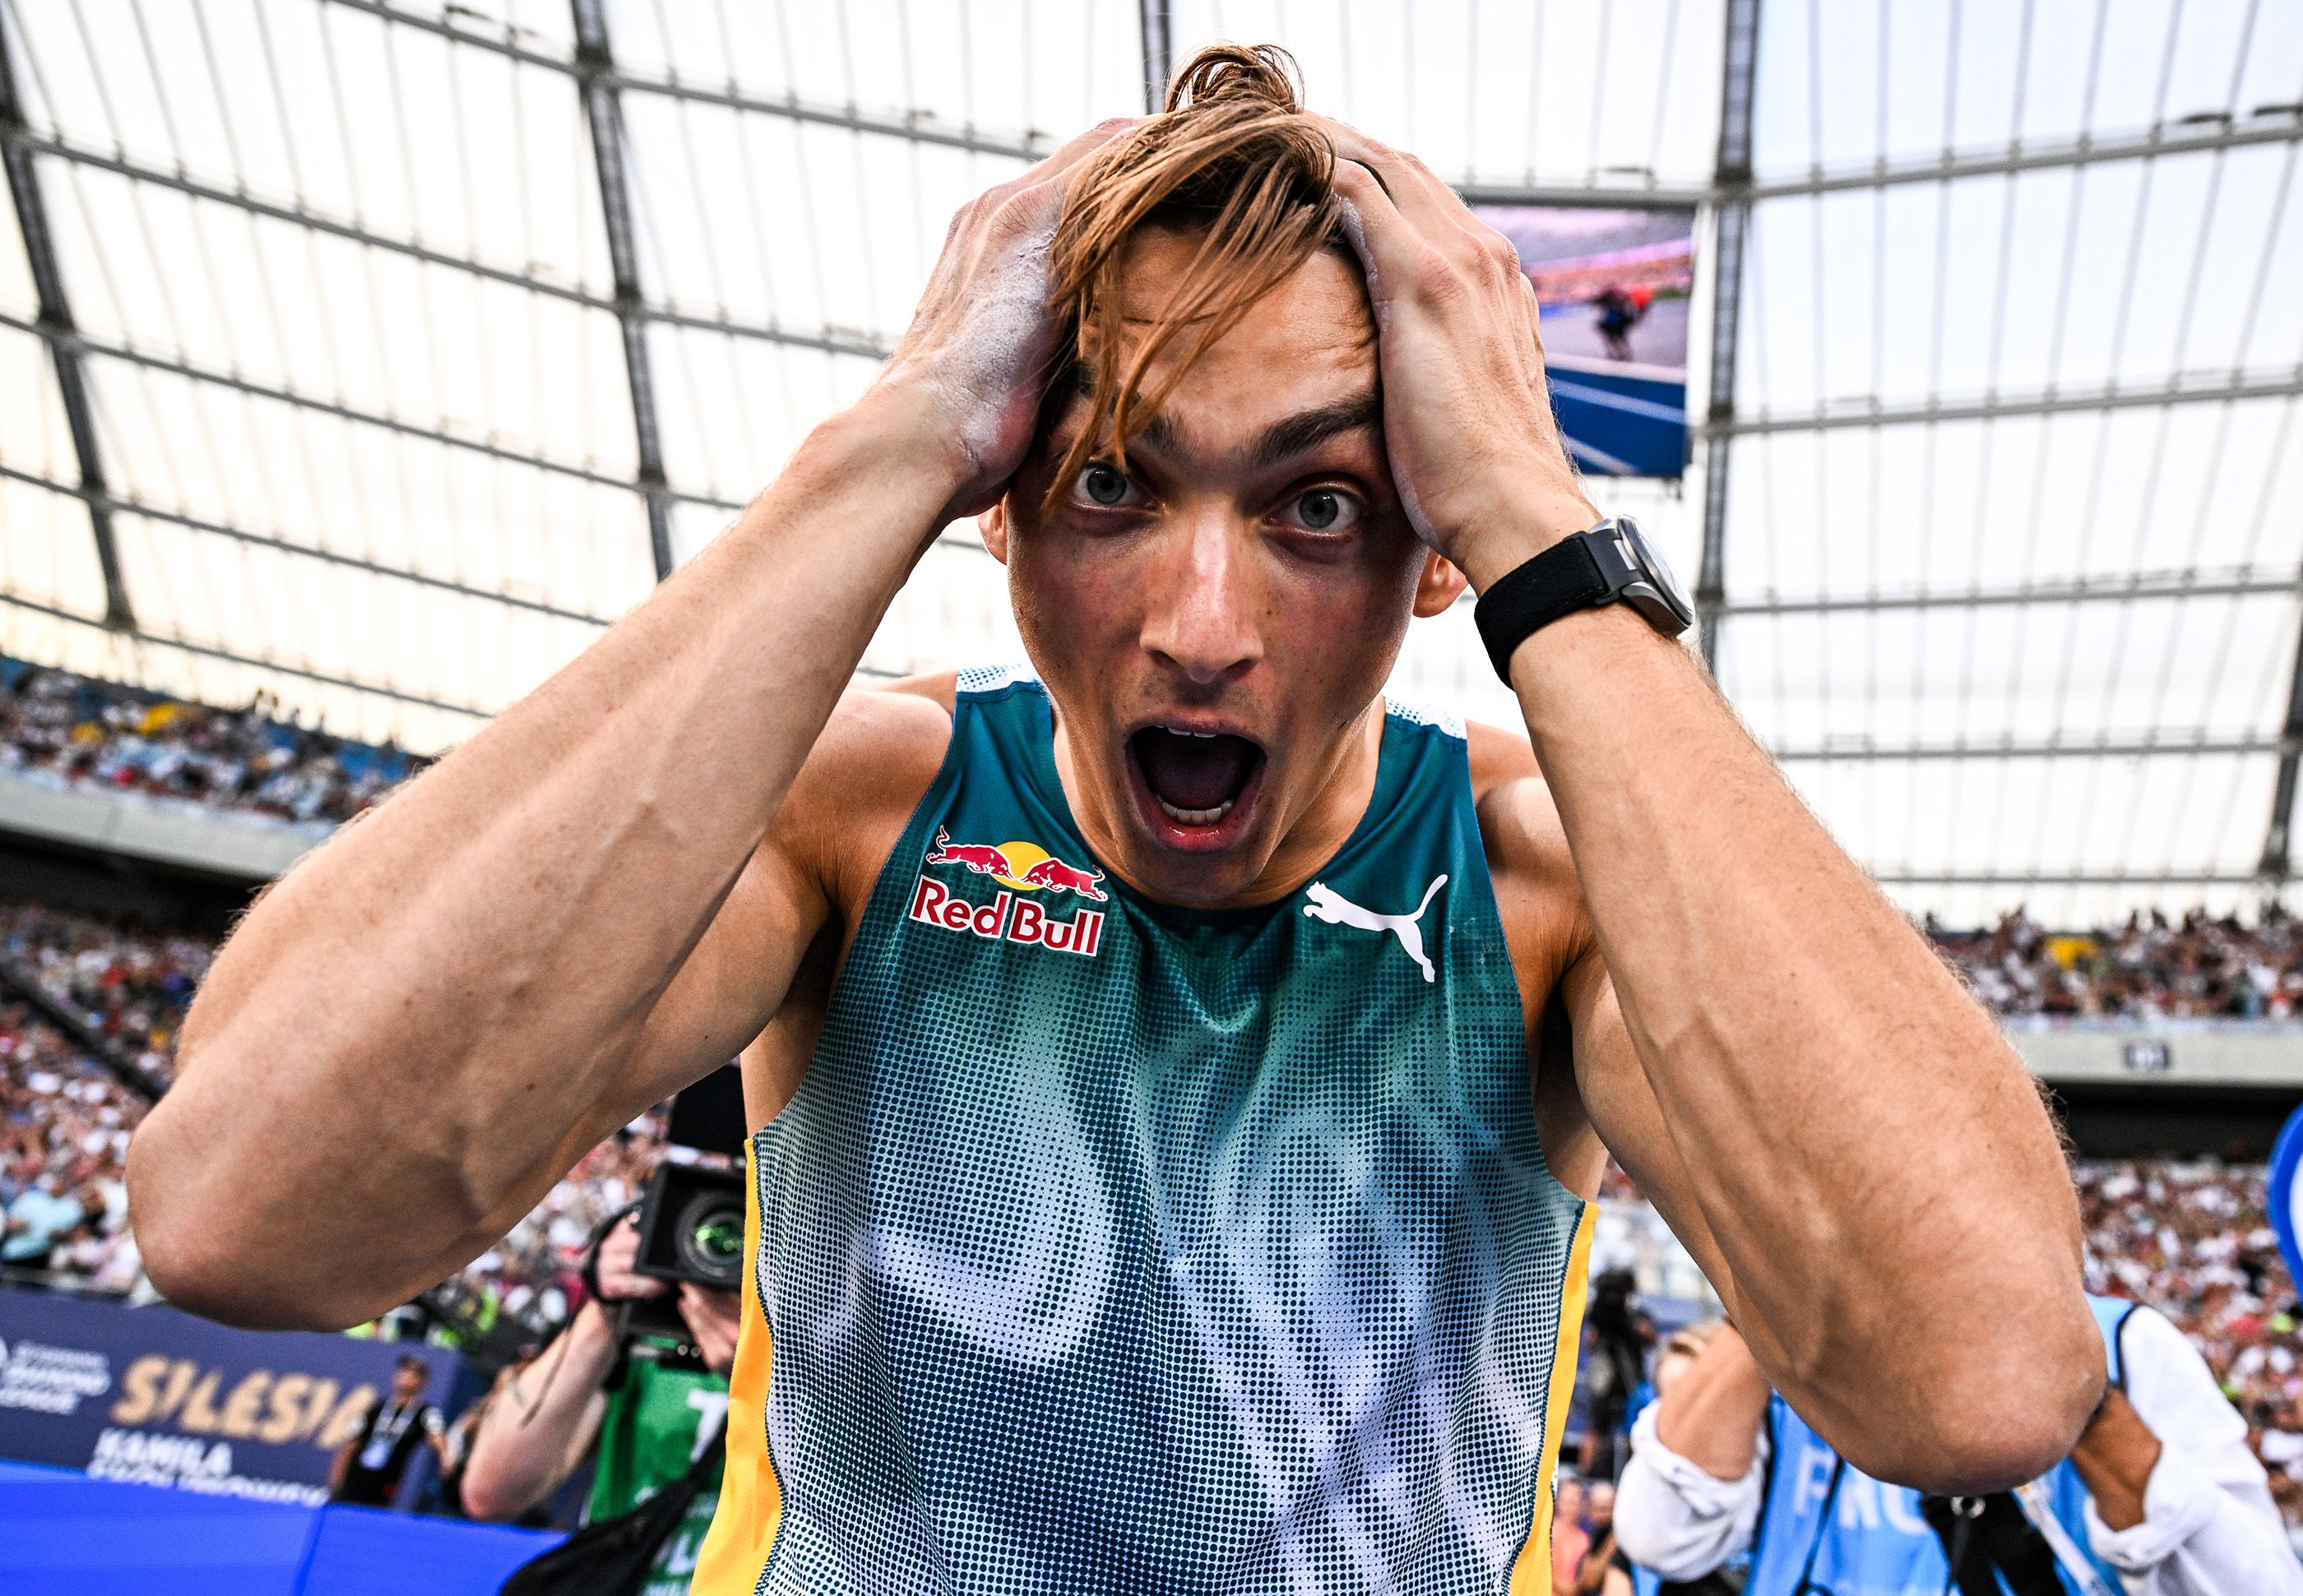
left=2, top=0, right=2300, bottom=928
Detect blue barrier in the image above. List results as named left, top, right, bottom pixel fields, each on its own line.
left=1545, top=356, right=1690, bottom=478
left=0, top=1464, right=559, bottom=1595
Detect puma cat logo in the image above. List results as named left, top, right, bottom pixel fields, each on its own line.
left=1302, top=876, right=1448, bottom=983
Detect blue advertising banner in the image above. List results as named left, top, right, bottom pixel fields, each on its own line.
left=2270, top=1102, right=2303, bottom=1292
left=0, top=1287, right=463, bottom=1506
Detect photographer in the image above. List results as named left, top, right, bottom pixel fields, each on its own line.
left=461, top=1211, right=738, bottom=1593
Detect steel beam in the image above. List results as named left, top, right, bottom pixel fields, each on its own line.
left=1717, top=370, right=2303, bottom=437
left=1726, top=567, right=2297, bottom=617
left=0, top=21, right=132, bottom=630
left=1694, top=0, right=1760, bottom=674
left=571, top=0, right=674, bottom=580
left=0, top=313, right=1013, bottom=567
left=321, top=0, right=1050, bottom=161
left=1869, top=869, right=2266, bottom=887
left=1749, top=113, right=2303, bottom=202
left=0, top=127, right=893, bottom=359
left=1771, top=733, right=2270, bottom=762
left=0, top=590, right=495, bottom=719
left=0, top=464, right=620, bottom=627
left=1457, top=182, right=1712, bottom=212
left=1139, top=0, right=1173, bottom=113
left=2257, top=623, right=2303, bottom=881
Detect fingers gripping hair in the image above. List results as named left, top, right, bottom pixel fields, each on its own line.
left=1042, top=44, right=1346, bottom=511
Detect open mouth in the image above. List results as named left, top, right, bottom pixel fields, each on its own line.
left=1127, top=724, right=1266, bottom=844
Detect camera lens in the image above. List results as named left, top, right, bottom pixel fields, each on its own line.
left=674, top=1191, right=745, bottom=1291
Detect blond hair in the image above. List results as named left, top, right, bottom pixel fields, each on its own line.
left=1043, top=44, right=1344, bottom=509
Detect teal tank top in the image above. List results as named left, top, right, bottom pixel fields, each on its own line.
left=743, top=665, right=1590, bottom=1594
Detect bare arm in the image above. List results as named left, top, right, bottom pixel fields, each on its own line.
left=1328, top=126, right=2097, bottom=1491
left=127, top=122, right=1138, bottom=1330
left=461, top=1303, right=617, bottom=1521
left=1651, top=1325, right=1772, bottom=1482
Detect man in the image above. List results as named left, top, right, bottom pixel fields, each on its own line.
left=1613, top=1302, right=2301, bottom=1594
left=329, top=1353, right=447, bottom=1508
left=461, top=1211, right=740, bottom=1594
left=131, top=44, right=2098, bottom=1594
left=2, top=1168, right=86, bottom=1270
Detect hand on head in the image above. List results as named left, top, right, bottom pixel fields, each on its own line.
left=874, top=118, right=1146, bottom=521
left=1314, top=118, right=1596, bottom=586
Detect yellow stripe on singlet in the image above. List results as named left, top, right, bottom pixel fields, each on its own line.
left=1507, top=1200, right=1597, bottom=1596
left=689, top=1142, right=782, bottom=1594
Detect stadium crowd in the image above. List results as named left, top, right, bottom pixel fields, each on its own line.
left=0, top=999, right=142, bottom=1290
left=1935, top=904, right=2303, bottom=1020
left=0, top=655, right=420, bottom=827
left=2078, top=1158, right=2303, bottom=1531
left=0, top=902, right=208, bottom=1088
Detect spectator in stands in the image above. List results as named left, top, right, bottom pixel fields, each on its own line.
left=1552, top=1474, right=1592, bottom=1596
left=1614, top=1298, right=2301, bottom=1594
left=2, top=1168, right=81, bottom=1268
left=0, top=655, right=422, bottom=828
left=1934, top=905, right=2303, bottom=1020
left=329, top=1354, right=449, bottom=1509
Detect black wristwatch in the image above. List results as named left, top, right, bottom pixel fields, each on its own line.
left=1471, top=516, right=1695, bottom=681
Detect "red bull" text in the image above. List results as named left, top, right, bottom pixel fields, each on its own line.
left=906, top=877, right=1105, bottom=958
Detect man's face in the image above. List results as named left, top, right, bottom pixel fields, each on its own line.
left=392, top=1363, right=427, bottom=1399
left=989, top=228, right=1460, bottom=906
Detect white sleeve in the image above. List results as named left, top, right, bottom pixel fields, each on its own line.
left=1611, top=1400, right=1768, bottom=1581
left=2081, top=1305, right=2303, bottom=1596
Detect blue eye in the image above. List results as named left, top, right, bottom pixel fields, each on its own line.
left=1284, top=488, right=1362, bottom=533
left=1077, top=464, right=1134, bottom=506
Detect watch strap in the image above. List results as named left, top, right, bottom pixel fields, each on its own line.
left=1472, top=534, right=1613, bottom=682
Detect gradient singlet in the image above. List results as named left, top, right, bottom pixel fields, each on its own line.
left=692, top=664, right=1592, bottom=1595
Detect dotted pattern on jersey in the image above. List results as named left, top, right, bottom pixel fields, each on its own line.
left=1379, top=694, right=1467, bottom=741
left=747, top=679, right=1584, bottom=1595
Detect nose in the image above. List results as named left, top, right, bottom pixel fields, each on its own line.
left=1138, top=510, right=1263, bottom=687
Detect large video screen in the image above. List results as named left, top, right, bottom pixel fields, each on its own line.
left=1469, top=203, right=1696, bottom=479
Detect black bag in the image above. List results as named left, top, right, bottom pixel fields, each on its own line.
left=498, top=1430, right=726, bottom=1596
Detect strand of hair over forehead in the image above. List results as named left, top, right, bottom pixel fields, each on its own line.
left=1044, top=44, right=1345, bottom=511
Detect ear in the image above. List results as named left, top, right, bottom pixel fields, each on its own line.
left=979, top=498, right=1010, bottom=564
left=1411, top=549, right=1467, bottom=618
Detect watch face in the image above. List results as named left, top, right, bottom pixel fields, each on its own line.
left=1618, top=517, right=1695, bottom=624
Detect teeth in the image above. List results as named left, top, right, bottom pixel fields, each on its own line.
left=1163, top=726, right=1219, bottom=738
left=1159, top=797, right=1235, bottom=825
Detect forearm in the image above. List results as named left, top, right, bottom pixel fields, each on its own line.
left=461, top=1302, right=618, bottom=1519
left=1492, top=582, right=2092, bottom=1485
left=1652, top=1330, right=1769, bottom=1480
left=131, top=391, right=961, bottom=1326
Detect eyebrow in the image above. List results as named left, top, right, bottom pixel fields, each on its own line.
left=1127, top=389, right=1384, bottom=475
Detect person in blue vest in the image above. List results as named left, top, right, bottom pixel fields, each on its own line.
left=1615, top=1296, right=2300, bottom=1594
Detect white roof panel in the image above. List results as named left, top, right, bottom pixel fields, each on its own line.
left=2, top=0, right=2299, bottom=918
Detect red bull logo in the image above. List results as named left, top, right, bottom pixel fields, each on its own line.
left=922, top=828, right=1107, bottom=900
left=911, top=828, right=1108, bottom=957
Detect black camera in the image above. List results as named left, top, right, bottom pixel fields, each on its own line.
left=633, top=1161, right=746, bottom=1294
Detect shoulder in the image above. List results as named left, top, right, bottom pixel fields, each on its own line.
left=1459, top=717, right=1593, bottom=979
left=790, top=671, right=955, bottom=794
left=776, top=672, right=957, bottom=909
